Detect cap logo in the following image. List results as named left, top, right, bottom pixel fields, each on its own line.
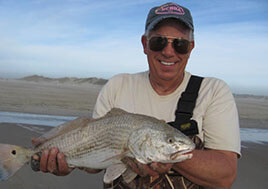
left=155, top=3, right=185, bottom=15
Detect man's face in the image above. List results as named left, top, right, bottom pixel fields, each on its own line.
left=142, top=21, right=194, bottom=82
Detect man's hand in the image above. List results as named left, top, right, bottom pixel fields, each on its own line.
left=31, top=147, right=73, bottom=176
left=122, top=157, right=173, bottom=177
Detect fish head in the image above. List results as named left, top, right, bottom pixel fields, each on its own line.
left=128, top=123, right=195, bottom=164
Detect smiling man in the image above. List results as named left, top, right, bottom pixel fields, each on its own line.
left=93, top=2, right=241, bottom=188
left=33, top=2, right=241, bottom=189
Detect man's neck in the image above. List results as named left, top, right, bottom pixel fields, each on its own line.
left=149, top=74, right=184, bottom=96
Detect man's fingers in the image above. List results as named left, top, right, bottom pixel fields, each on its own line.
left=122, top=157, right=159, bottom=177
left=47, top=148, right=59, bottom=174
left=150, top=162, right=173, bottom=174
left=122, top=157, right=146, bottom=176
left=40, top=149, right=49, bottom=172
left=122, top=157, right=144, bottom=176
left=142, top=164, right=158, bottom=177
left=36, top=148, right=72, bottom=176
left=32, top=154, right=40, bottom=161
left=57, top=152, right=73, bottom=175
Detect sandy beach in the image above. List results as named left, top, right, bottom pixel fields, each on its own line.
left=0, top=77, right=268, bottom=188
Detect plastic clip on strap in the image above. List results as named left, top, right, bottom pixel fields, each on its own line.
left=168, top=75, right=204, bottom=136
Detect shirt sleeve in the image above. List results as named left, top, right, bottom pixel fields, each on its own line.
left=92, top=74, right=123, bottom=119
left=202, top=79, right=241, bottom=156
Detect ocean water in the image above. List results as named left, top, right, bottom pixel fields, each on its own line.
left=0, top=111, right=268, bottom=144
left=0, top=111, right=76, bottom=127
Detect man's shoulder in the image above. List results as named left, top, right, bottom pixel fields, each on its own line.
left=202, top=76, right=230, bottom=91
left=196, top=76, right=233, bottom=103
left=108, top=71, right=148, bottom=84
left=186, top=72, right=230, bottom=92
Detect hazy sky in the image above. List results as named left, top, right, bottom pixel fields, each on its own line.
left=0, top=0, right=267, bottom=95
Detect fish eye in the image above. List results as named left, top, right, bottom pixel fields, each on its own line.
left=11, top=150, right=16, bottom=155
left=167, top=137, right=174, bottom=144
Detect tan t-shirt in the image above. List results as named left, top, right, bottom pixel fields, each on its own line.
left=93, top=71, right=241, bottom=156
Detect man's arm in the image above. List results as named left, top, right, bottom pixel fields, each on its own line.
left=173, top=149, right=237, bottom=188
left=124, top=148, right=237, bottom=189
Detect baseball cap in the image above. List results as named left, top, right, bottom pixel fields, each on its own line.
left=145, top=2, right=194, bottom=33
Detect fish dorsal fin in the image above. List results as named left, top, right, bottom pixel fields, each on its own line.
left=32, top=117, right=93, bottom=147
left=104, top=108, right=129, bottom=118
left=103, top=164, right=127, bottom=184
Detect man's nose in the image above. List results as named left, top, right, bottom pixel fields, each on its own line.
left=161, top=40, right=176, bottom=57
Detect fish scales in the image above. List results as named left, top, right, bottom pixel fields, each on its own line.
left=34, top=114, right=135, bottom=168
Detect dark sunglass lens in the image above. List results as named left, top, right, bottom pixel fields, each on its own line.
left=149, top=37, right=167, bottom=51
left=173, top=39, right=190, bottom=54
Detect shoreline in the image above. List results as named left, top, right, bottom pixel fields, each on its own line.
left=1, top=108, right=267, bottom=129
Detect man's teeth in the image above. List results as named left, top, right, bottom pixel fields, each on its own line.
left=161, top=61, right=175, bottom=66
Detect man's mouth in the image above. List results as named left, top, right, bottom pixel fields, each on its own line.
left=160, top=61, right=175, bottom=66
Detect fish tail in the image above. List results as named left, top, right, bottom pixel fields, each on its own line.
left=0, top=143, right=33, bottom=181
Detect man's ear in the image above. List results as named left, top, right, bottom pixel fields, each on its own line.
left=141, top=35, right=148, bottom=55
left=187, top=41, right=195, bottom=57
left=190, top=41, right=195, bottom=51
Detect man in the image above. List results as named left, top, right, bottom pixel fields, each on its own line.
left=33, top=2, right=240, bottom=188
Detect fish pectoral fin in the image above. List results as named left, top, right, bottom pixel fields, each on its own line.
left=103, top=164, right=127, bottom=184
left=134, top=157, right=147, bottom=164
left=122, top=168, right=137, bottom=184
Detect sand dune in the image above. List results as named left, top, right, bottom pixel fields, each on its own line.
left=20, top=75, right=108, bottom=85
left=0, top=77, right=102, bottom=117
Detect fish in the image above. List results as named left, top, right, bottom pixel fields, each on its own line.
left=0, top=108, right=195, bottom=184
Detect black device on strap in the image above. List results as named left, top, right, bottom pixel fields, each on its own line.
left=168, top=75, right=204, bottom=136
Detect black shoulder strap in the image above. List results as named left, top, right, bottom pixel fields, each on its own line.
left=168, top=75, right=204, bottom=136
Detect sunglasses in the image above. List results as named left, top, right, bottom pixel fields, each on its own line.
left=148, top=36, right=191, bottom=54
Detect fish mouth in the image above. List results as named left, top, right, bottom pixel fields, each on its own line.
left=170, top=148, right=194, bottom=160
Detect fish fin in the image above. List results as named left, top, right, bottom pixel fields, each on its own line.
left=132, top=157, right=147, bottom=164
left=33, top=117, right=93, bottom=147
left=103, top=164, right=127, bottom=184
left=104, top=108, right=129, bottom=118
left=0, top=144, right=32, bottom=181
left=122, top=168, right=137, bottom=184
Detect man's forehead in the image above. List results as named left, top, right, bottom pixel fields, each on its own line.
left=149, top=20, right=190, bottom=37
left=153, top=18, right=190, bottom=32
